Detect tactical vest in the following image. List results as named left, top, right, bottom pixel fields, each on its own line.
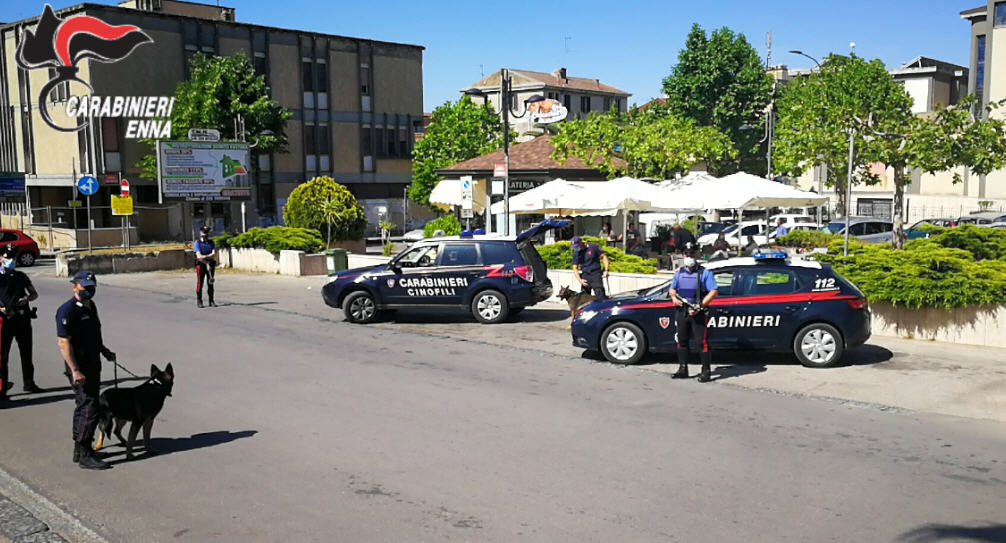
left=676, top=266, right=706, bottom=305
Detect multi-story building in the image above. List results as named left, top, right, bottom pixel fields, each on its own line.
left=0, top=0, right=423, bottom=239
left=460, top=68, right=630, bottom=136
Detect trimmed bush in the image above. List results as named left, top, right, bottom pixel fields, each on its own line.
left=537, top=239, right=659, bottom=274
left=215, top=226, right=324, bottom=254
left=912, top=224, right=1006, bottom=261
left=283, top=176, right=366, bottom=243
left=776, top=230, right=841, bottom=250
left=423, top=215, right=462, bottom=238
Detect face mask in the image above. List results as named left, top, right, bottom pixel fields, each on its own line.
left=2, top=258, right=14, bottom=270
left=683, top=257, right=697, bottom=270
left=78, top=286, right=96, bottom=300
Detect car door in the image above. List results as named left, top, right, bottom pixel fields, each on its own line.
left=708, top=267, right=805, bottom=350
left=433, top=242, right=482, bottom=305
left=702, top=268, right=738, bottom=350
left=379, top=243, right=442, bottom=306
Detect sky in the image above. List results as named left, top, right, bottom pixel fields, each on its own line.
left=2, top=0, right=979, bottom=112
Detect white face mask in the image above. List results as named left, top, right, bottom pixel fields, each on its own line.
left=683, top=257, right=696, bottom=270
left=1, top=258, right=13, bottom=270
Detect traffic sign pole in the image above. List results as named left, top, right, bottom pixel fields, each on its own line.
left=86, top=195, right=92, bottom=253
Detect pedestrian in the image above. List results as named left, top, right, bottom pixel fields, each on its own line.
left=774, top=219, right=789, bottom=239
left=195, top=225, right=217, bottom=308
left=625, top=222, right=644, bottom=256
left=667, top=242, right=719, bottom=383
left=671, top=223, right=697, bottom=256
left=709, top=233, right=730, bottom=261
left=571, top=236, right=610, bottom=300
left=0, top=244, right=42, bottom=399
left=741, top=235, right=759, bottom=257
left=599, top=222, right=619, bottom=244
left=56, top=270, right=117, bottom=470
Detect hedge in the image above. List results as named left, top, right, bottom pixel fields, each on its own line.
left=538, top=237, right=659, bottom=274
left=215, top=226, right=325, bottom=254
left=423, top=215, right=462, bottom=238
left=776, top=230, right=842, bottom=250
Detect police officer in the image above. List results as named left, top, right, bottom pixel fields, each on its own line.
left=571, top=236, right=610, bottom=300
left=0, top=244, right=42, bottom=398
left=194, top=225, right=217, bottom=308
left=667, top=243, right=719, bottom=382
left=56, top=271, right=117, bottom=470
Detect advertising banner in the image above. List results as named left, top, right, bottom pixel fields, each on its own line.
left=0, top=172, right=25, bottom=196
left=158, top=141, right=251, bottom=201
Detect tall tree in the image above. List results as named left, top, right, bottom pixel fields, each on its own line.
left=550, top=109, right=735, bottom=179
left=661, top=24, right=773, bottom=175
left=137, top=52, right=291, bottom=178
left=408, top=97, right=502, bottom=207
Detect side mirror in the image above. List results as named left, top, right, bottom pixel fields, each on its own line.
left=389, top=264, right=402, bottom=274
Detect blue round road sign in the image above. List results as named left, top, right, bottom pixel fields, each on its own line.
left=76, top=176, right=98, bottom=196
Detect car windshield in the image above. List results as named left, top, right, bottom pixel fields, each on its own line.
left=643, top=280, right=673, bottom=297
left=825, top=223, right=845, bottom=234
left=720, top=225, right=739, bottom=235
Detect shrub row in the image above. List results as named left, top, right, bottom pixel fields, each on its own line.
left=215, top=226, right=325, bottom=254
left=538, top=237, right=659, bottom=275
left=423, top=215, right=462, bottom=238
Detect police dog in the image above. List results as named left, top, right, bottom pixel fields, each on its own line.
left=558, top=285, right=594, bottom=319
left=94, top=364, right=174, bottom=460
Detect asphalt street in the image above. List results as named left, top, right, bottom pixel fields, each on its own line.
left=0, top=265, right=1003, bottom=542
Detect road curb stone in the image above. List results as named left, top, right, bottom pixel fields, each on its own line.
left=0, top=496, right=63, bottom=542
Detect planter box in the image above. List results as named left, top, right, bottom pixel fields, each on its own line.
left=56, top=249, right=193, bottom=277
left=870, top=302, right=1006, bottom=349
left=219, top=247, right=328, bottom=276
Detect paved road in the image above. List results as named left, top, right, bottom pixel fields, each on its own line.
left=0, top=269, right=1003, bottom=542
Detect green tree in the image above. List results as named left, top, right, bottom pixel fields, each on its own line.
left=137, top=52, right=291, bottom=178
left=409, top=97, right=503, bottom=207
left=284, top=176, right=367, bottom=243
left=550, top=109, right=736, bottom=179
left=661, top=24, right=774, bottom=175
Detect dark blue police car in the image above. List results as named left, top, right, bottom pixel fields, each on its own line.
left=571, top=251, right=871, bottom=367
left=322, top=221, right=565, bottom=324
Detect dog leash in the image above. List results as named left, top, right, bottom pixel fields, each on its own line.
left=109, top=358, right=142, bottom=389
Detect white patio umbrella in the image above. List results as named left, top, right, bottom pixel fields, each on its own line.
left=656, top=172, right=828, bottom=210
left=429, top=179, right=487, bottom=212
left=488, top=178, right=592, bottom=215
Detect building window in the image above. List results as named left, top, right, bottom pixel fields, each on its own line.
left=46, top=69, right=69, bottom=102
left=253, top=53, right=267, bottom=79
left=399, top=127, right=408, bottom=157
left=997, top=2, right=1006, bottom=25
left=603, top=97, right=611, bottom=111
left=302, top=60, right=314, bottom=92
left=547, top=91, right=559, bottom=101
left=318, top=123, right=330, bottom=171
left=387, top=127, right=396, bottom=157
left=977, top=34, right=986, bottom=103
left=360, top=64, right=370, bottom=95
left=316, top=60, right=328, bottom=108
left=563, top=94, right=571, bottom=111
left=580, top=96, right=590, bottom=113
left=362, top=125, right=373, bottom=171
left=857, top=198, right=893, bottom=220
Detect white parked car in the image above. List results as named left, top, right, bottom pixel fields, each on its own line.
left=770, top=214, right=818, bottom=228
left=698, top=221, right=772, bottom=248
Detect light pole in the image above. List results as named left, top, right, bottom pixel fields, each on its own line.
left=466, top=70, right=544, bottom=235
left=789, top=50, right=828, bottom=225
left=234, top=113, right=274, bottom=233
left=844, top=127, right=854, bottom=256
left=788, top=50, right=821, bottom=69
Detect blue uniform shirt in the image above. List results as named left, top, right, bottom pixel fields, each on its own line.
left=775, top=225, right=789, bottom=237
left=195, top=239, right=215, bottom=256
left=573, top=243, right=604, bottom=275
left=670, top=267, right=717, bottom=305
left=55, top=298, right=104, bottom=370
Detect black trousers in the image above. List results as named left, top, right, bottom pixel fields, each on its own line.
left=66, top=363, right=100, bottom=444
left=675, top=309, right=711, bottom=366
left=196, top=259, right=216, bottom=302
left=582, top=272, right=607, bottom=300
left=0, top=315, right=33, bottom=389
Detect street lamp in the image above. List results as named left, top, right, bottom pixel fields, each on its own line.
left=465, top=69, right=545, bottom=235
left=234, top=113, right=275, bottom=232
left=788, top=50, right=822, bottom=69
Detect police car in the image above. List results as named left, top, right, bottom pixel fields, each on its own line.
left=570, top=250, right=871, bottom=368
left=322, top=221, right=565, bottom=324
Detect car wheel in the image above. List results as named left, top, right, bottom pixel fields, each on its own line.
left=600, top=322, right=647, bottom=365
left=472, top=289, right=509, bottom=324
left=793, top=323, right=844, bottom=368
left=17, top=252, right=35, bottom=267
left=343, top=291, right=378, bottom=324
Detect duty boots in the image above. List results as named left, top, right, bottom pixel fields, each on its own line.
left=197, top=293, right=204, bottom=308
left=696, top=352, right=713, bottom=383
left=74, top=443, right=110, bottom=470
left=671, top=349, right=689, bottom=379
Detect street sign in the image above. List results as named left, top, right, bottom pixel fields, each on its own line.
left=0, top=172, right=25, bottom=196
left=493, top=163, right=506, bottom=178
left=491, top=180, right=504, bottom=195
left=460, top=176, right=473, bottom=211
left=67, top=200, right=82, bottom=208
left=76, top=176, right=98, bottom=196
left=461, top=208, right=474, bottom=219
left=103, top=173, right=119, bottom=185
left=111, top=195, right=133, bottom=216
left=120, top=178, right=130, bottom=197
left=188, top=128, right=221, bottom=142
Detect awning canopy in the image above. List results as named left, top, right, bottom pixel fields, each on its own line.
left=491, top=176, right=675, bottom=216
left=656, top=172, right=828, bottom=210
left=430, top=178, right=488, bottom=212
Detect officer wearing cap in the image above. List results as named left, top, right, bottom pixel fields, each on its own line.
left=194, top=225, right=217, bottom=308
left=667, top=242, right=719, bottom=382
left=0, top=243, right=41, bottom=398
left=56, top=270, right=117, bottom=470
left=571, top=236, right=610, bottom=300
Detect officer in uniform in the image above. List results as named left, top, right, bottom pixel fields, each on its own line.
left=571, top=236, right=610, bottom=300
left=194, top=225, right=217, bottom=308
left=668, top=243, right=719, bottom=382
left=0, top=244, right=42, bottom=398
left=56, top=271, right=117, bottom=470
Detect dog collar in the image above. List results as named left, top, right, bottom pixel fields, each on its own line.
left=151, top=378, right=162, bottom=385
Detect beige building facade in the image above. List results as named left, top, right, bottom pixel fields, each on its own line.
left=0, top=0, right=423, bottom=237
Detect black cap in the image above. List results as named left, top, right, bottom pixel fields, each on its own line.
left=70, top=270, right=97, bottom=287
left=200, top=225, right=211, bottom=235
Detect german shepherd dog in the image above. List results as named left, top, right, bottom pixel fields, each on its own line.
left=94, top=364, right=174, bottom=460
left=558, top=285, right=595, bottom=320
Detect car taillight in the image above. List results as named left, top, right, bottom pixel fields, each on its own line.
left=514, top=265, right=533, bottom=282
left=845, top=298, right=867, bottom=310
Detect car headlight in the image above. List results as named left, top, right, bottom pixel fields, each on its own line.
left=327, top=275, right=338, bottom=284
left=577, top=310, right=598, bottom=323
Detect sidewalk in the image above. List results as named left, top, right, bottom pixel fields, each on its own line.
left=80, top=269, right=1006, bottom=424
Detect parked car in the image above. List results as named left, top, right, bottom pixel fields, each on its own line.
left=0, top=229, right=40, bottom=266
left=322, top=220, right=564, bottom=324
left=696, top=221, right=727, bottom=236
left=984, top=222, right=1006, bottom=229
left=571, top=250, right=871, bottom=367
left=769, top=214, right=818, bottom=227
left=957, top=211, right=1006, bottom=225
left=823, top=218, right=894, bottom=244
left=903, top=218, right=957, bottom=241
left=697, top=221, right=771, bottom=249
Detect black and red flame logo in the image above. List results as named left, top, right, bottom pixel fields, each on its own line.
left=15, top=4, right=152, bottom=132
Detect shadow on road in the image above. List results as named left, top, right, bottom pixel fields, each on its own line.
left=102, top=430, right=258, bottom=464
left=0, top=377, right=146, bottom=409
left=898, top=522, right=1006, bottom=542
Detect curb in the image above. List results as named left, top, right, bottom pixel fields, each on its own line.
left=0, top=465, right=108, bottom=543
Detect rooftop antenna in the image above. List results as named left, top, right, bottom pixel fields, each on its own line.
left=564, top=36, right=572, bottom=55
left=765, top=31, right=772, bottom=68
left=480, top=64, right=484, bottom=78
